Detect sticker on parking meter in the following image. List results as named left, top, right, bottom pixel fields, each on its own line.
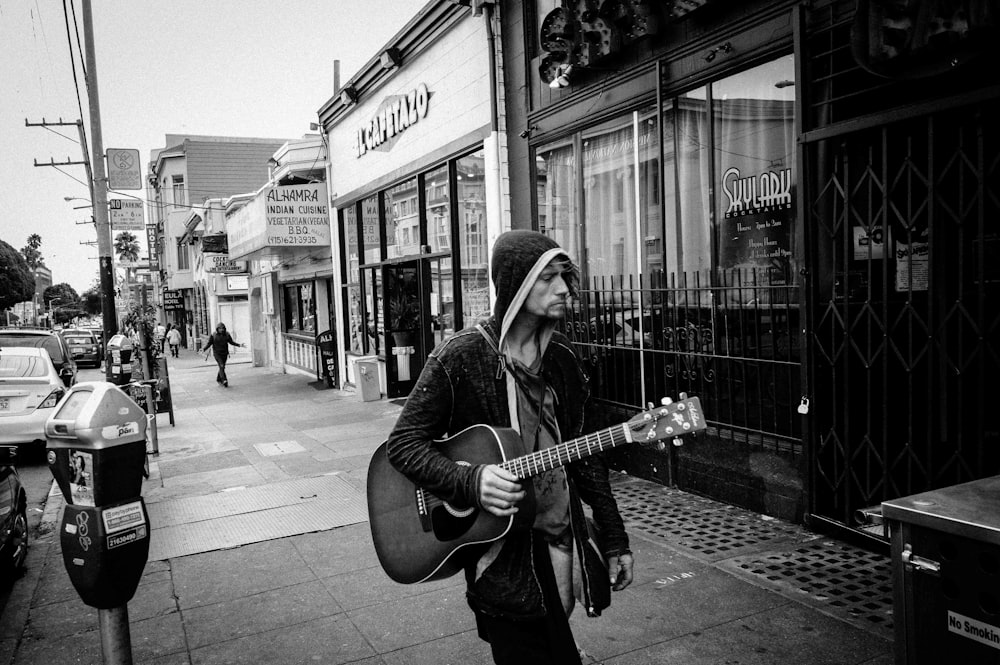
left=102, top=421, right=139, bottom=439
left=69, top=451, right=94, bottom=506
left=107, top=525, right=148, bottom=550
left=102, top=501, right=146, bottom=533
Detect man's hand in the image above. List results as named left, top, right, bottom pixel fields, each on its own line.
left=607, top=552, right=634, bottom=591
left=478, top=464, right=525, bottom=517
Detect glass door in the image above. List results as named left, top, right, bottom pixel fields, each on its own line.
left=384, top=260, right=427, bottom=398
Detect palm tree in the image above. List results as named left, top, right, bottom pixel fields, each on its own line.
left=114, top=232, right=141, bottom=263
left=21, top=233, right=43, bottom=269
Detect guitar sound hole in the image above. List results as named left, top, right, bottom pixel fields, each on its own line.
left=431, top=505, right=478, bottom=542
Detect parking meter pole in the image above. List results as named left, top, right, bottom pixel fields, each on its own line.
left=99, top=605, right=133, bottom=665
left=142, top=382, right=158, bottom=455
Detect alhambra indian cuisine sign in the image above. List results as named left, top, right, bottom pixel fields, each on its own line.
left=355, top=83, right=429, bottom=157
left=228, top=183, right=331, bottom=259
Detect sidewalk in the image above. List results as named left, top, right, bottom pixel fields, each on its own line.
left=0, top=351, right=894, bottom=664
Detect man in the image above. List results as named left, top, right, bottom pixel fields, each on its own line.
left=201, top=323, right=244, bottom=387
left=387, top=230, right=633, bottom=664
left=165, top=324, right=182, bottom=358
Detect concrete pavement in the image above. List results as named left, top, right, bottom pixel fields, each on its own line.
left=0, top=351, right=895, bottom=664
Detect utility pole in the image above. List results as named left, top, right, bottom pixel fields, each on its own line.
left=82, top=0, right=118, bottom=347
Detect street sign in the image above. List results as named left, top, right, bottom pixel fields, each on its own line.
left=106, top=149, right=142, bottom=190
left=109, top=199, right=144, bottom=231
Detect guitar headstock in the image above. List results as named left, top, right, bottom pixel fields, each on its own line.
left=624, top=393, right=706, bottom=449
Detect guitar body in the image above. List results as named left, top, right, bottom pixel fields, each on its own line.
left=367, top=424, right=534, bottom=584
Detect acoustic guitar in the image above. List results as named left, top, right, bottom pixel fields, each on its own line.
left=367, top=394, right=705, bottom=584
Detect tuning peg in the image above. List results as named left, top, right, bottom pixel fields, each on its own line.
left=672, top=437, right=684, bottom=447
left=660, top=397, right=673, bottom=406
left=655, top=441, right=666, bottom=451
left=647, top=402, right=655, bottom=410
left=679, top=392, right=688, bottom=400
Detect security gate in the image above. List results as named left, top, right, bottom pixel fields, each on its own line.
left=802, top=3, right=1000, bottom=534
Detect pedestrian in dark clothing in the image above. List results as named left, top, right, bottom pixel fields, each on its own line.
left=201, top=323, right=243, bottom=387
left=386, top=230, right=633, bottom=664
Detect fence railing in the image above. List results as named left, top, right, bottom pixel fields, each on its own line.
left=565, top=269, right=803, bottom=454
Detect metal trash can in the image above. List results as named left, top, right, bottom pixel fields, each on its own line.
left=882, top=476, right=1000, bottom=664
left=357, top=358, right=380, bottom=402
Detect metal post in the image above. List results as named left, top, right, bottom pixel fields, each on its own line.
left=81, top=0, right=118, bottom=345
left=142, top=382, right=159, bottom=455
left=98, top=605, right=133, bottom=665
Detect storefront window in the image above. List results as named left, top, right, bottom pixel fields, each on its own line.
left=712, top=55, right=796, bottom=284
left=362, top=195, right=381, bottom=264
left=282, top=283, right=315, bottom=334
left=425, top=165, right=450, bottom=253
left=674, top=89, right=712, bottom=276
left=457, top=150, right=490, bottom=324
left=536, top=140, right=578, bottom=259
left=532, top=55, right=796, bottom=289
left=385, top=178, right=419, bottom=259
left=344, top=205, right=360, bottom=283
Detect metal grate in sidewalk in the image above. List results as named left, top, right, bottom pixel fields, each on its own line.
left=610, top=475, right=894, bottom=637
left=611, top=477, right=810, bottom=559
left=725, top=542, right=894, bottom=636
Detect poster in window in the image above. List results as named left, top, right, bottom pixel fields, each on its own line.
left=718, top=166, right=793, bottom=282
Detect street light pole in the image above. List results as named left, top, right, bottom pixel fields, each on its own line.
left=82, top=0, right=118, bottom=347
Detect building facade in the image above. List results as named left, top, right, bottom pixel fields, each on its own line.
left=147, top=135, right=288, bottom=348
left=318, top=1, right=506, bottom=398
left=496, top=0, right=1000, bottom=540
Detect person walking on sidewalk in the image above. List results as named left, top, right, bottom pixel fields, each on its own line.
left=201, top=323, right=244, bottom=387
left=385, top=230, right=634, bottom=665
left=165, top=324, right=182, bottom=358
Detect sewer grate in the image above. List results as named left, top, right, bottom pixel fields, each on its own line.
left=729, top=542, right=894, bottom=634
left=611, top=478, right=808, bottom=557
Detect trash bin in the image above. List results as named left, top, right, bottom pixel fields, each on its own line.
left=882, top=476, right=1000, bottom=664
left=104, top=334, right=133, bottom=386
left=357, top=358, right=380, bottom=402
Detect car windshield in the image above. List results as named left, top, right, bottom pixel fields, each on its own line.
left=64, top=335, right=95, bottom=344
left=0, top=354, right=48, bottom=378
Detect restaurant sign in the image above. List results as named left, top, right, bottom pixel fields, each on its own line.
left=228, top=182, right=331, bottom=259
left=355, top=83, right=429, bottom=158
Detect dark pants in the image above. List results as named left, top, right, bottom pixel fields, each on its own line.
left=213, top=353, right=229, bottom=384
left=169, top=343, right=179, bottom=358
left=475, top=538, right=581, bottom=665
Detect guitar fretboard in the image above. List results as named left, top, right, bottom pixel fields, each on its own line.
left=500, top=424, right=631, bottom=479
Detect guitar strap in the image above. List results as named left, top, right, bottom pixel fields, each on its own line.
left=475, top=323, right=506, bottom=380
left=476, top=323, right=520, bottom=433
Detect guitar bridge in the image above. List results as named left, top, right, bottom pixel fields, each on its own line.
left=416, top=488, right=433, bottom=532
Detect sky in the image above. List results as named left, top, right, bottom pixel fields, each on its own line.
left=0, top=0, right=426, bottom=296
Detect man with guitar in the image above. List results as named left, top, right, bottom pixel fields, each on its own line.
left=384, top=230, right=633, bottom=664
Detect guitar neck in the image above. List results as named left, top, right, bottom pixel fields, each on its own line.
left=500, top=424, right=631, bottom=479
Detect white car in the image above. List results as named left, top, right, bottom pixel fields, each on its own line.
left=589, top=309, right=653, bottom=348
left=0, top=347, right=67, bottom=449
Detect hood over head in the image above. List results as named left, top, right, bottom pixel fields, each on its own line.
left=490, top=230, right=577, bottom=357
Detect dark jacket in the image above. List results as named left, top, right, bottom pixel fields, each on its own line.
left=202, top=331, right=239, bottom=357
left=386, top=317, right=630, bottom=620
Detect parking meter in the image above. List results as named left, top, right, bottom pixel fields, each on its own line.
left=105, top=334, right=134, bottom=386
left=45, top=381, right=150, bottom=610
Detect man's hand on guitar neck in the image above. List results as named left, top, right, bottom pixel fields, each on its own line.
left=478, top=465, right=526, bottom=517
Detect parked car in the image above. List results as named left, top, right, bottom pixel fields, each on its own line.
left=0, top=347, right=67, bottom=450
left=588, top=309, right=653, bottom=348
left=0, top=328, right=77, bottom=387
left=59, top=328, right=102, bottom=368
left=0, top=445, right=28, bottom=585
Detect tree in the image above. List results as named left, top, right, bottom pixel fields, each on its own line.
left=114, top=232, right=141, bottom=263
left=0, top=239, right=35, bottom=311
left=82, top=286, right=103, bottom=317
left=20, top=233, right=43, bottom=269
left=43, top=283, right=83, bottom=326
